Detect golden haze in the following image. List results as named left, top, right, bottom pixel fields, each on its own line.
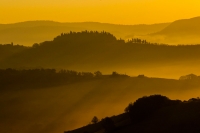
left=1, top=0, right=200, bottom=24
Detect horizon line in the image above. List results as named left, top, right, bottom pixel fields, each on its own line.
left=1, top=16, right=200, bottom=25
left=0, top=20, right=171, bottom=26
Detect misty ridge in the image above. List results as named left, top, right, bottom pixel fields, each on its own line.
left=1, top=30, right=200, bottom=78
left=1, top=16, right=200, bottom=133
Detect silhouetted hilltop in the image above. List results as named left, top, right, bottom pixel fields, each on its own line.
left=149, top=16, right=200, bottom=44
left=0, top=21, right=169, bottom=46
left=52, top=31, right=117, bottom=45
left=65, top=95, right=200, bottom=133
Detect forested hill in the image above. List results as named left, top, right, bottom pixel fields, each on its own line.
left=65, top=95, right=200, bottom=133
left=1, top=31, right=200, bottom=78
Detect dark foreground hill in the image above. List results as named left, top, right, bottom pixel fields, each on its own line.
left=65, top=95, right=200, bottom=133
left=2, top=31, right=200, bottom=78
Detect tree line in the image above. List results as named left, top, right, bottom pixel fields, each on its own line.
left=0, top=68, right=129, bottom=90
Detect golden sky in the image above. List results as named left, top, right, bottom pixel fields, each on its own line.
left=1, top=0, right=200, bottom=24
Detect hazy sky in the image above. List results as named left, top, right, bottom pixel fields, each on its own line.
left=1, top=0, right=200, bottom=24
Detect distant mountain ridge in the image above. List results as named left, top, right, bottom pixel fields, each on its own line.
left=149, top=16, right=200, bottom=44
left=156, top=16, right=200, bottom=35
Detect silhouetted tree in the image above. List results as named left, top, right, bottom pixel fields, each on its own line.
left=124, top=102, right=133, bottom=113
left=91, top=116, right=99, bottom=124
left=94, top=71, right=102, bottom=78
left=111, top=71, right=119, bottom=76
left=179, top=74, right=198, bottom=80
left=32, top=43, right=39, bottom=48
left=137, top=74, right=145, bottom=78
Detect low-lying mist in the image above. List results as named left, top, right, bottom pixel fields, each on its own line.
left=139, top=34, right=200, bottom=45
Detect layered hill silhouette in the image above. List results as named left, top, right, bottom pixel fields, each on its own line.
left=149, top=16, right=200, bottom=44
left=0, top=21, right=169, bottom=46
left=1, top=16, right=200, bottom=46
left=2, top=16, right=200, bottom=133
left=1, top=31, right=200, bottom=78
